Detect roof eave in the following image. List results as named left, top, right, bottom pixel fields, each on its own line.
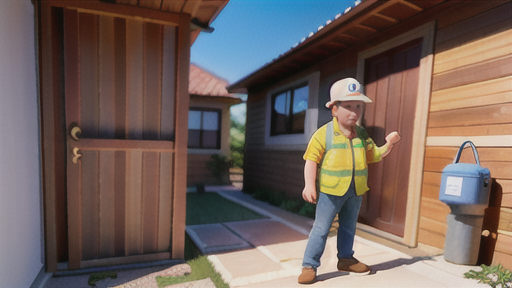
left=190, top=94, right=243, bottom=105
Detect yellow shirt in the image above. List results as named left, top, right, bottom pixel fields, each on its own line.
left=303, top=118, right=384, bottom=196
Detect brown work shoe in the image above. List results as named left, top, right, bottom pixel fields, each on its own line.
left=337, top=257, right=371, bottom=274
left=298, top=267, right=317, bottom=284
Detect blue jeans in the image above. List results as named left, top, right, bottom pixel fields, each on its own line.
left=302, top=182, right=363, bottom=269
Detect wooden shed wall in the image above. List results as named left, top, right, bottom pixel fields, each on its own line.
left=419, top=2, right=512, bottom=268
left=39, top=1, right=191, bottom=271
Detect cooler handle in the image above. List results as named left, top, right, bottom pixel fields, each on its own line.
left=453, top=140, right=481, bottom=165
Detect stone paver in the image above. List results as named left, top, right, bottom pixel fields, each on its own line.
left=186, top=223, right=250, bottom=254
left=159, top=278, right=215, bottom=288
left=224, top=219, right=308, bottom=247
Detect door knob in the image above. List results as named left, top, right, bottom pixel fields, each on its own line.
left=72, top=147, right=82, bottom=164
left=70, top=126, right=81, bottom=141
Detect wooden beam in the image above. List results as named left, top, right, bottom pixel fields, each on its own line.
left=81, top=252, right=171, bottom=269
left=323, top=41, right=347, bottom=50
left=43, top=0, right=180, bottom=26
left=63, top=7, right=82, bottom=271
left=74, top=139, right=174, bottom=152
left=338, top=33, right=362, bottom=41
left=400, top=0, right=424, bottom=12
left=356, top=23, right=378, bottom=33
left=374, top=12, right=398, bottom=23
left=181, top=0, right=201, bottom=16
left=39, top=1, right=58, bottom=273
left=171, top=12, right=191, bottom=260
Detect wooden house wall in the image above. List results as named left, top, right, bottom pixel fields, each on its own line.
left=187, top=97, right=234, bottom=186
left=187, top=154, right=217, bottom=186
left=242, top=1, right=511, bottom=267
left=243, top=91, right=305, bottom=198
left=419, top=2, right=512, bottom=268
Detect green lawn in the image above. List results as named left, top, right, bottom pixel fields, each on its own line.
left=186, top=192, right=267, bottom=225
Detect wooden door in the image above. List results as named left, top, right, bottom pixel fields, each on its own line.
left=358, top=39, right=422, bottom=237
left=62, top=9, right=177, bottom=269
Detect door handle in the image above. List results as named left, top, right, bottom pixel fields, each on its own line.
left=72, top=147, right=82, bottom=164
left=70, top=125, right=82, bottom=141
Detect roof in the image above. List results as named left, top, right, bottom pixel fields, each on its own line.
left=228, top=0, right=447, bottom=93
left=114, top=0, right=230, bottom=43
left=189, top=64, right=241, bottom=102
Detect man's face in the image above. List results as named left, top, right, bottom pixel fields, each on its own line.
left=332, top=101, right=363, bottom=128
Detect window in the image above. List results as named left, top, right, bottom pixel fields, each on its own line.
left=264, top=72, right=319, bottom=147
left=188, top=109, right=221, bottom=149
left=270, top=84, right=309, bottom=136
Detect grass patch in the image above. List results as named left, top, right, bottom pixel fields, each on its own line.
left=156, top=256, right=229, bottom=288
left=88, top=272, right=117, bottom=287
left=186, top=192, right=267, bottom=225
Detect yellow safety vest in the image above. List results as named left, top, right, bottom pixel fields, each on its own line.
left=319, top=120, right=381, bottom=196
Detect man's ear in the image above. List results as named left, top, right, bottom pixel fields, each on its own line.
left=331, top=104, right=338, bottom=117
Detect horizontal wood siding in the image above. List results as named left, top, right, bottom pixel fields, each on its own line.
left=420, top=147, right=511, bottom=248
left=187, top=154, right=218, bottom=186
left=244, top=149, right=304, bottom=199
left=420, top=1, right=512, bottom=268
left=244, top=93, right=305, bottom=198
left=245, top=97, right=266, bottom=150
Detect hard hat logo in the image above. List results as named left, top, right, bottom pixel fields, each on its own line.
left=325, top=77, right=373, bottom=108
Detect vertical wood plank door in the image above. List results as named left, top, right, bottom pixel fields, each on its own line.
left=62, top=9, right=177, bottom=269
left=359, top=40, right=422, bottom=237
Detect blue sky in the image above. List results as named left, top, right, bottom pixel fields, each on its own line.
left=191, top=1, right=356, bottom=86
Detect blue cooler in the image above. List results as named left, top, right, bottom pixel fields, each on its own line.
left=439, top=141, right=491, bottom=215
left=439, top=141, right=492, bottom=265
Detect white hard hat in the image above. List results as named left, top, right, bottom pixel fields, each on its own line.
left=325, top=78, right=372, bottom=108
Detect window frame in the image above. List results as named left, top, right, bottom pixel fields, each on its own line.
left=187, top=108, right=222, bottom=150
left=264, top=72, right=320, bottom=148
left=270, top=82, right=309, bottom=136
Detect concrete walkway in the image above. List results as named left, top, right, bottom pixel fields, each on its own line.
left=190, top=186, right=487, bottom=288
left=39, top=185, right=488, bottom=288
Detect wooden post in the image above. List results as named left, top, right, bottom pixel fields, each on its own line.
left=172, top=13, right=191, bottom=259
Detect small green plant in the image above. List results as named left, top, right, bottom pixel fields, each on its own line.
left=280, top=199, right=304, bottom=213
left=244, top=186, right=316, bottom=219
left=206, top=154, right=231, bottom=184
left=464, top=264, right=512, bottom=288
left=299, top=202, right=316, bottom=219
left=88, top=272, right=117, bottom=287
left=253, top=189, right=286, bottom=206
left=230, top=118, right=245, bottom=168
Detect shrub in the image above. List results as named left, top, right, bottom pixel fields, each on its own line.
left=299, top=202, right=316, bottom=219
left=248, top=186, right=316, bottom=219
left=206, top=154, right=231, bottom=184
left=268, top=191, right=287, bottom=207
left=253, top=189, right=270, bottom=202
left=280, top=199, right=304, bottom=214
left=464, top=264, right=512, bottom=288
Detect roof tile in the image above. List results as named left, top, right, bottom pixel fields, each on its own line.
left=189, top=64, right=238, bottom=99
